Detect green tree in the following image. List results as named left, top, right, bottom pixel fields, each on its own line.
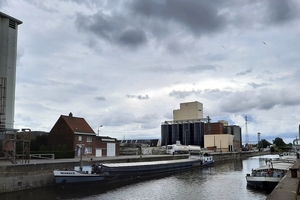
left=62, top=144, right=68, bottom=152
left=57, top=144, right=62, bottom=151
left=260, top=139, right=271, bottom=148
left=39, top=145, right=47, bottom=151
left=273, top=137, right=286, bottom=147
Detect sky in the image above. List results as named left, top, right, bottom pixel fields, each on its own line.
left=1, top=0, right=300, bottom=144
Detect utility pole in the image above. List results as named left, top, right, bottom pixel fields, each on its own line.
left=207, top=116, right=211, bottom=134
left=245, top=115, right=249, bottom=148
left=258, top=132, right=261, bottom=151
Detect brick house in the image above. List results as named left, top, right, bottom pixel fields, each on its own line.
left=48, top=112, right=119, bottom=157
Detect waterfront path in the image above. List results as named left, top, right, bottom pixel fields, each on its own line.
left=266, top=158, right=300, bottom=200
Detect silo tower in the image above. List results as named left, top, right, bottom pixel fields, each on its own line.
left=0, top=12, right=22, bottom=129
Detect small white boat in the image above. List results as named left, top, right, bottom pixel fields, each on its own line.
left=246, top=158, right=296, bottom=189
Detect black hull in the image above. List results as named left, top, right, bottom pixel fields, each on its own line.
left=102, top=161, right=214, bottom=184
left=55, top=158, right=214, bottom=187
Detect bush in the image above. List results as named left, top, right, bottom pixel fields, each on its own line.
left=39, top=145, right=47, bottom=151
left=57, top=144, right=62, bottom=151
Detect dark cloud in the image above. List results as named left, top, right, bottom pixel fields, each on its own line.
left=75, top=12, right=146, bottom=48
left=267, top=0, right=298, bottom=24
left=126, top=94, right=150, bottom=100
left=129, top=0, right=227, bottom=36
left=118, top=28, right=147, bottom=47
left=236, top=69, right=252, bottom=76
left=95, top=96, right=106, bottom=101
left=74, top=0, right=300, bottom=52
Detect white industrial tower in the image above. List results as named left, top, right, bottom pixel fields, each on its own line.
left=0, top=12, right=22, bottom=129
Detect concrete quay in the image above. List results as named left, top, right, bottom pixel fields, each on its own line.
left=0, top=151, right=267, bottom=194
left=266, top=158, right=300, bottom=200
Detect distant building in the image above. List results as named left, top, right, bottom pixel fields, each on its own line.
left=173, top=101, right=203, bottom=121
left=204, top=134, right=235, bottom=152
left=119, top=139, right=161, bottom=155
left=120, top=139, right=160, bottom=147
left=48, top=112, right=119, bottom=157
left=162, top=101, right=207, bottom=147
left=161, top=101, right=242, bottom=151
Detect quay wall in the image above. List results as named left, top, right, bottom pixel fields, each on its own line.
left=0, top=151, right=268, bottom=194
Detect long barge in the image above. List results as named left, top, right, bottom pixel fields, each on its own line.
left=54, top=154, right=214, bottom=185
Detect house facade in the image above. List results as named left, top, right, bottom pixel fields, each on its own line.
left=48, top=112, right=119, bottom=157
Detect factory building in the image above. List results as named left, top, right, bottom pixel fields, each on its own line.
left=161, top=101, right=207, bottom=147
left=161, top=101, right=242, bottom=151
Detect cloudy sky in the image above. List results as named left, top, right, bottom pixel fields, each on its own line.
left=2, top=0, right=300, bottom=144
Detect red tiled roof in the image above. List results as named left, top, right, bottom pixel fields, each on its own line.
left=61, top=115, right=95, bottom=134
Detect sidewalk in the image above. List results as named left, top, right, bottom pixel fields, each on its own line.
left=266, top=159, right=300, bottom=200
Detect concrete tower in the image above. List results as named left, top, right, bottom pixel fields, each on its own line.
left=0, top=12, right=22, bottom=129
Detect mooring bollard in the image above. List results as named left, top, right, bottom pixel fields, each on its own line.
left=289, top=168, right=298, bottom=178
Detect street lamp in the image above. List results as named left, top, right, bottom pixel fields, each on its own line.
left=97, top=125, right=103, bottom=136
left=257, top=132, right=261, bottom=151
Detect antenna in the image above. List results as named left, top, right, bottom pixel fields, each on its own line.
left=245, top=115, right=249, bottom=147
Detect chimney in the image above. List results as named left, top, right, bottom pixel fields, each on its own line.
left=69, top=112, right=73, bottom=117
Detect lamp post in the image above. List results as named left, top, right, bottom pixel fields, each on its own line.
left=97, top=125, right=103, bottom=136
left=257, top=132, right=261, bottom=151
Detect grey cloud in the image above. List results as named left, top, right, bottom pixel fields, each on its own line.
left=267, top=0, right=298, bottom=24
left=95, top=96, right=106, bottom=101
left=100, top=111, right=157, bottom=127
left=236, top=69, right=252, bottom=76
left=75, top=12, right=146, bottom=48
left=169, top=89, right=201, bottom=99
left=220, top=88, right=300, bottom=113
left=129, top=0, right=227, bottom=36
left=0, top=0, right=8, bottom=8
left=75, top=11, right=147, bottom=47
left=73, top=0, right=300, bottom=51
left=248, top=82, right=268, bottom=89
left=126, top=94, right=150, bottom=100
left=185, top=64, right=218, bottom=73
left=118, top=28, right=147, bottom=47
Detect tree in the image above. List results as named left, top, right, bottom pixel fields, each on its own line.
left=260, top=139, right=271, bottom=148
left=273, top=137, right=286, bottom=147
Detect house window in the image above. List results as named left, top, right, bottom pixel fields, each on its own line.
left=78, top=136, right=82, bottom=141
left=85, top=147, right=92, bottom=154
left=87, top=136, right=92, bottom=142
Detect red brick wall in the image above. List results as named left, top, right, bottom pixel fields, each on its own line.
left=205, top=122, right=224, bottom=134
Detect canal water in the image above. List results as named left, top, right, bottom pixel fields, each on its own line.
left=0, top=154, right=279, bottom=200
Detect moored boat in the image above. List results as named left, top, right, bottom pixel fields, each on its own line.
left=54, top=153, right=214, bottom=185
left=246, top=158, right=296, bottom=190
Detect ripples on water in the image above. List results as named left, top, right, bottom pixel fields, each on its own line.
left=0, top=155, right=279, bottom=200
